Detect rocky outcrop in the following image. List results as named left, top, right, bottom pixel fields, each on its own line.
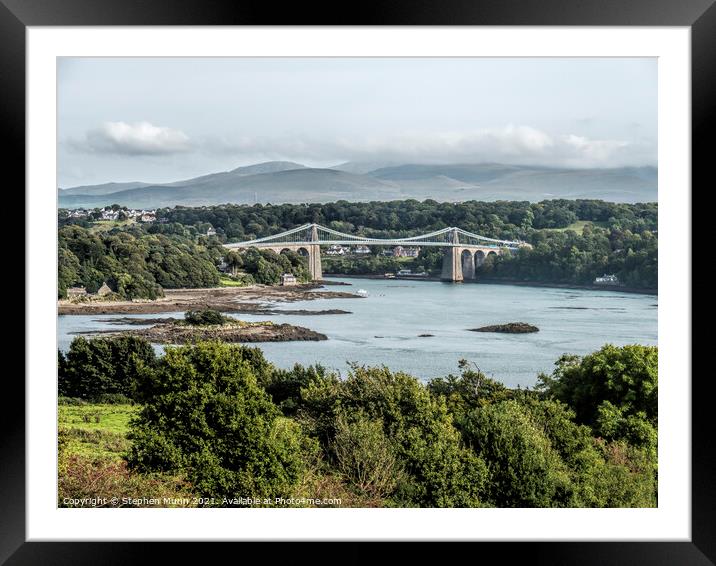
left=469, top=322, right=539, bottom=333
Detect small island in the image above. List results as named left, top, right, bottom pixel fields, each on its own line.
left=469, top=322, right=539, bottom=334
left=79, top=309, right=328, bottom=344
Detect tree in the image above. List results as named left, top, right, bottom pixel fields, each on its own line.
left=536, top=344, right=657, bottom=431
left=127, top=341, right=315, bottom=504
left=300, top=365, right=488, bottom=507
left=331, top=410, right=404, bottom=500
left=460, top=400, right=572, bottom=507
left=58, top=336, right=157, bottom=400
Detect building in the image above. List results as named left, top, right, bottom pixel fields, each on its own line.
left=66, top=286, right=88, bottom=297
left=594, top=274, right=620, bottom=285
left=206, top=227, right=217, bottom=237
left=353, top=245, right=371, bottom=255
left=392, top=246, right=420, bottom=258
left=96, top=282, right=113, bottom=296
left=281, top=273, right=297, bottom=286
left=326, top=245, right=347, bottom=256
left=397, top=269, right=412, bottom=276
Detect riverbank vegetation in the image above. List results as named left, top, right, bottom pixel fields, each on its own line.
left=58, top=338, right=658, bottom=508
left=58, top=224, right=310, bottom=299
left=58, top=198, right=657, bottom=299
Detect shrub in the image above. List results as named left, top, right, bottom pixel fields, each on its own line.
left=184, top=309, right=230, bottom=326
left=58, top=396, right=88, bottom=406
left=58, top=454, right=195, bottom=508
left=461, top=400, right=572, bottom=507
left=537, top=344, right=658, bottom=428
left=300, top=365, right=488, bottom=507
left=331, top=410, right=404, bottom=500
left=127, top=341, right=315, bottom=504
left=58, top=336, right=157, bottom=400
left=427, top=360, right=512, bottom=424
left=91, top=393, right=134, bottom=405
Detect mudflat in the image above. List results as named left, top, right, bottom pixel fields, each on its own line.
left=58, top=284, right=361, bottom=315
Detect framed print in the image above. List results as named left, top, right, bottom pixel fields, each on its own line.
left=3, top=0, right=712, bottom=563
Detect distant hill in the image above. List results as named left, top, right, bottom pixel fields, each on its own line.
left=59, top=181, right=152, bottom=196
left=58, top=160, right=657, bottom=209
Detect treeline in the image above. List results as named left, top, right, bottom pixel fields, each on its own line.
left=58, top=225, right=312, bottom=298
left=480, top=228, right=657, bottom=288
left=156, top=199, right=657, bottom=288
left=58, top=225, right=221, bottom=299
left=155, top=199, right=657, bottom=241
left=59, top=338, right=657, bottom=508
left=58, top=198, right=658, bottom=292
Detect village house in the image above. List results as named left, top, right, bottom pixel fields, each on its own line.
left=326, top=245, right=347, bottom=256
left=353, top=245, right=371, bottom=255
left=280, top=273, right=297, bottom=286
left=206, top=227, right=217, bottom=237
left=66, top=286, right=88, bottom=297
left=594, top=274, right=620, bottom=285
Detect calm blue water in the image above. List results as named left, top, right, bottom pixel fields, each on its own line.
left=57, top=278, right=657, bottom=388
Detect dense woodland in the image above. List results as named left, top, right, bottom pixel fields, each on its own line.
left=58, top=338, right=657, bottom=508
left=58, top=198, right=657, bottom=297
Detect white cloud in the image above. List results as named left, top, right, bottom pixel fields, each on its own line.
left=200, top=125, right=654, bottom=169
left=70, top=121, right=191, bottom=156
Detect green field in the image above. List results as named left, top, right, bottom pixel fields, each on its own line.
left=88, top=219, right=137, bottom=234
left=218, top=275, right=248, bottom=287
left=545, top=220, right=608, bottom=232
left=58, top=403, right=138, bottom=461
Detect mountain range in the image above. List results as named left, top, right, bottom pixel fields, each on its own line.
left=58, top=161, right=657, bottom=209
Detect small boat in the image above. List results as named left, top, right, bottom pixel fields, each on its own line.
left=356, top=289, right=369, bottom=297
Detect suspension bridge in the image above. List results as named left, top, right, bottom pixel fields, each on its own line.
left=224, top=223, right=528, bottom=282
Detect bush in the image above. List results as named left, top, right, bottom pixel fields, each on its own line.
left=91, top=393, right=134, bottom=405
left=427, top=360, right=512, bottom=424
left=127, top=341, right=316, bottom=504
left=184, top=309, right=230, bottom=326
left=58, top=454, right=195, bottom=508
left=58, top=396, right=88, bottom=406
left=331, top=410, right=404, bottom=500
left=300, top=365, right=488, bottom=507
left=517, top=397, right=656, bottom=507
left=537, top=344, right=657, bottom=426
left=461, top=400, right=572, bottom=507
left=58, top=336, right=157, bottom=400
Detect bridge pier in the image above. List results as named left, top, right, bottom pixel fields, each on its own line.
left=441, top=247, right=463, bottom=282
left=307, top=244, right=322, bottom=281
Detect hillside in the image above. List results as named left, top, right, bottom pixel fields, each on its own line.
left=58, top=160, right=658, bottom=208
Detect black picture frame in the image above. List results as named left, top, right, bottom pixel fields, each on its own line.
left=3, top=0, right=709, bottom=563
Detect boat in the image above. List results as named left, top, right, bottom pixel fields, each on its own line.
left=356, top=289, right=369, bottom=297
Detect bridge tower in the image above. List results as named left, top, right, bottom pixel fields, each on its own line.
left=441, top=228, right=463, bottom=282
left=307, top=223, right=322, bottom=281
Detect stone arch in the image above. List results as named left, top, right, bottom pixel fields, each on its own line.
left=474, top=250, right=486, bottom=267
left=279, top=248, right=292, bottom=255
left=296, top=247, right=310, bottom=257
left=461, top=249, right=475, bottom=279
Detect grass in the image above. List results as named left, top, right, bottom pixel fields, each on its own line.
left=543, top=220, right=608, bottom=233
left=88, top=219, right=136, bottom=234
left=58, top=402, right=197, bottom=506
left=58, top=404, right=139, bottom=462
left=219, top=275, right=247, bottom=287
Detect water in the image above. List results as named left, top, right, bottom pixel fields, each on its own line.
left=57, top=278, right=657, bottom=388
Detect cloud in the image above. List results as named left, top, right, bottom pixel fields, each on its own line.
left=200, top=125, right=654, bottom=169
left=69, top=121, right=191, bottom=156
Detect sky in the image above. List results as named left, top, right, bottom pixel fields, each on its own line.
left=57, top=57, right=657, bottom=188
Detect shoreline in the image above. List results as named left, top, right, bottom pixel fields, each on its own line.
left=58, top=284, right=362, bottom=315
left=323, top=273, right=657, bottom=296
